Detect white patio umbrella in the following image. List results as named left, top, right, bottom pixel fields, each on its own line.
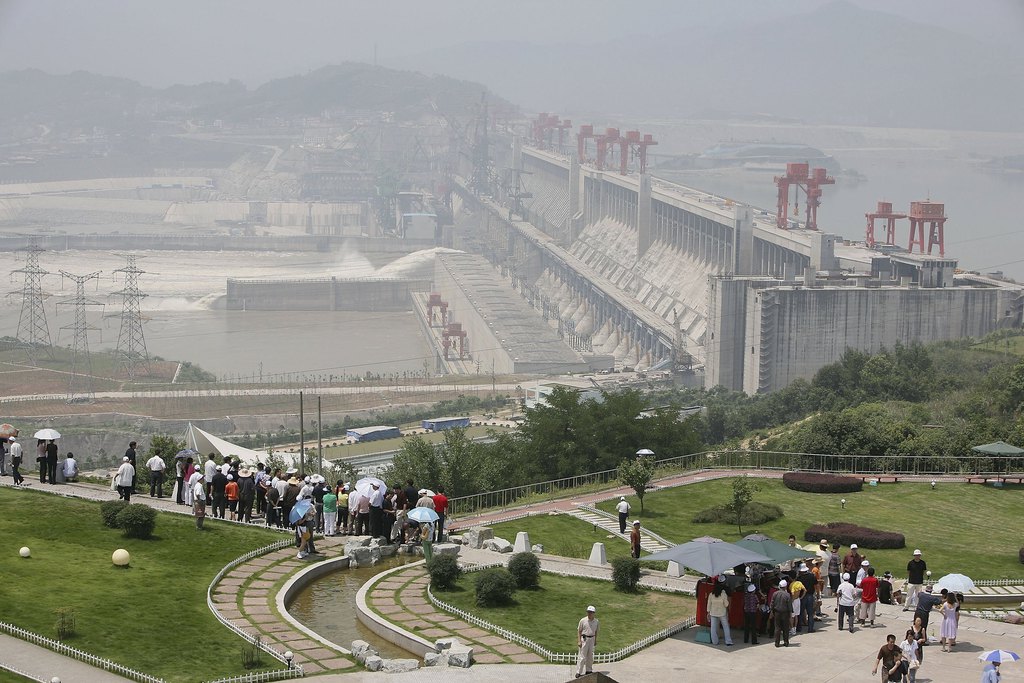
left=34, top=428, right=61, bottom=440
left=935, top=573, right=975, bottom=593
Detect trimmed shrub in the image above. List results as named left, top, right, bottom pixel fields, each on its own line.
left=783, top=472, right=863, bottom=494
left=473, top=567, right=517, bottom=607
left=804, top=522, right=904, bottom=549
left=100, top=500, right=128, bottom=528
left=427, top=553, right=462, bottom=589
left=611, top=556, right=641, bottom=593
left=507, top=552, right=541, bottom=589
left=692, top=501, right=784, bottom=525
left=114, top=504, right=157, bottom=539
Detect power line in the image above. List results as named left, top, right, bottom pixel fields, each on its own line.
left=57, top=270, right=103, bottom=403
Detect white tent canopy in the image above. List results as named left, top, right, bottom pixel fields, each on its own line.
left=184, top=423, right=325, bottom=472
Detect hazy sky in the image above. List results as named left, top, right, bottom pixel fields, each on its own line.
left=1, top=0, right=1021, bottom=87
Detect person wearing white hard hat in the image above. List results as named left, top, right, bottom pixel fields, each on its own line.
left=575, top=605, right=599, bottom=677
left=615, top=496, right=631, bottom=534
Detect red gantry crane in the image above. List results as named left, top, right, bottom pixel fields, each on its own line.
left=774, top=162, right=835, bottom=231
left=865, top=201, right=906, bottom=248
left=907, top=201, right=947, bottom=256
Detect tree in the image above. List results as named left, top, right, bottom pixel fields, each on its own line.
left=725, top=477, right=758, bottom=534
left=618, top=455, right=656, bottom=512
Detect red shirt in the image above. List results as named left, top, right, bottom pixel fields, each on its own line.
left=432, top=493, right=448, bottom=514
left=225, top=481, right=239, bottom=501
left=861, top=575, right=878, bottom=603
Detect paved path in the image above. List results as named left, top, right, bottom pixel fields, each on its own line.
left=0, top=633, right=131, bottom=682
left=366, top=564, right=544, bottom=665
left=566, top=507, right=670, bottom=553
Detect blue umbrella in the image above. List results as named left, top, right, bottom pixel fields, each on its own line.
left=175, top=448, right=200, bottom=460
left=979, top=650, right=1020, bottom=663
left=289, top=499, right=313, bottom=525
left=407, top=507, right=439, bottom=523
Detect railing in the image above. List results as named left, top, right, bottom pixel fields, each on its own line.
left=426, top=563, right=694, bottom=663
left=973, top=579, right=1024, bottom=587
left=0, top=663, right=47, bottom=683
left=575, top=504, right=678, bottom=548
left=448, top=450, right=1024, bottom=518
left=205, top=540, right=305, bottom=682
left=0, top=621, right=164, bottom=682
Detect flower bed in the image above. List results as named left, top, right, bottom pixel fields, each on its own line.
left=783, top=472, right=863, bottom=493
left=804, top=522, right=905, bottom=549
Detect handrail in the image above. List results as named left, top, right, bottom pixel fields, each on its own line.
left=447, top=450, right=1024, bottom=518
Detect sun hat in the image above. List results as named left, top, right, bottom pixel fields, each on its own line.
left=227, top=474, right=234, bottom=481
left=287, top=476, right=301, bottom=485
left=746, top=583, right=756, bottom=592
left=861, top=559, right=870, bottom=566
left=632, top=520, right=640, bottom=526
left=798, top=563, right=808, bottom=571
left=850, top=543, right=858, bottom=549
left=123, top=456, right=129, bottom=461
left=842, top=572, right=851, bottom=581
left=819, top=538, right=828, bottom=545
left=238, top=468, right=252, bottom=478
left=913, top=549, right=922, bottom=555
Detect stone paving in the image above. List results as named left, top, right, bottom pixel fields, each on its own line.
left=365, top=563, right=545, bottom=665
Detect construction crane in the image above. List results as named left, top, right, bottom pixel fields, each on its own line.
left=774, top=163, right=834, bottom=231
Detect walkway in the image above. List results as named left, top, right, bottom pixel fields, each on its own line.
left=0, top=633, right=130, bottom=682
left=366, top=564, right=544, bottom=664
left=209, top=537, right=356, bottom=676
left=566, top=507, right=670, bottom=553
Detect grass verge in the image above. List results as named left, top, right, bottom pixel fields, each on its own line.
left=487, top=514, right=636, bottom=561
left=432, top=572, right=695, bottom=653
left=0, top=487, right=280, bottom=682
left=597, top=477, right=1024, bottom=579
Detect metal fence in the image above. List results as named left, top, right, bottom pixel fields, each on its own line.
left=204, top=539, right=305, bottom=682
left=0, top=621, right=164, bottom=683
left=448, top=450, right=1024, bottom=518
left=426, top=563, right=694, bottom=663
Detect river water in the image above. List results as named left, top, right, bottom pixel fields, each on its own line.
left=0, top=248, right=445, bottom=379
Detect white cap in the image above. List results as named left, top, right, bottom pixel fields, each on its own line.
left=123, top=456, right=129, bottom=461
left=798, top=563, right=808, bottom=571
left=779, top=580, right=788, bottom=588
left=842, top=572, right=850, bottom=581
left=861, top=559, right=869, bottom=566
left=850, top=543, right=858, bottom=549
left=913, top=549, right=922, bottom=555
left=746, top=583, right=757, bottom=592
left=227, top=474, right=234, bottom=481
left=620, top=496, right=626, bottom=501
left=632, top=520, right=640, bottom=526
left=7, top=436, right=14, bottom=442
left=586, top=605, right=596, bottom=612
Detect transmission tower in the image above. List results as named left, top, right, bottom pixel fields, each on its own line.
left=10, top=245, right=54, bottom=363
left=111, top=254, right=150, bottom=378
left=58, top=271, right=103, bottom=403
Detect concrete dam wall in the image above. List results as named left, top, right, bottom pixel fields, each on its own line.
left=0, top=234, right=434, bottom=254
left=225, top=277, right=432, bottom=311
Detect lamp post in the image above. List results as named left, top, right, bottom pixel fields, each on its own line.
left=840, top=498, right=847, bottom=509
left=285, top=651, right=294, bottom=669
left=931, top=480, right=936, bottom=490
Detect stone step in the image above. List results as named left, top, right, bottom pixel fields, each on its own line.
left=567, top=510, right=668, bottom=553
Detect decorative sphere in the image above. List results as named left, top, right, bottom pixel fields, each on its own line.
left=112, top=549, right=131, bottom=566
left=19, top=546, right=30, bottom=558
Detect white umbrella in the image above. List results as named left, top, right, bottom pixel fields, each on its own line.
left=417, top=489, right=436, bottom=498
left=34, top=428, right=61, bottom=440
left=355, top=477, right=386, bottom=497
left=935, top=573, right=975, bottom=593
left=635, top=448, right=655, bottom=456
left=978, top=650, right=1020, bottom=663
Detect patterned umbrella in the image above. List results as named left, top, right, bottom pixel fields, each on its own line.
left=0, top=424, right=18, bottom=439
left=978, top=650, right=1020, bottom=663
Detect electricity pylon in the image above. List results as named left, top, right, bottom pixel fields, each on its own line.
left=58, top=271, right=103, bottom=403
left=111, top=255, right=149, bottom=378
left=11, top=245, right=54, bottom=363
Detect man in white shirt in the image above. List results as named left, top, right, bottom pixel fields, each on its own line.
left=615, top=496, right=631, bottom=534
left=836, top=572, right=862, bottom=633
left=204, top=454, right=218, bottom=500
left=63, top=453, right=79, bottom=482
left=115, top=456, right=135, bottom=502
left=576, top=605, right=599, bottom=677
left=146, top=453, right=167, bottom=498
left=368, top=482, right=385, bottom=538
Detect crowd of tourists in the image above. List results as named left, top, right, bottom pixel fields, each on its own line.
left=702, top=542, right=965, bottom=683
left=179, top=454, right=449, bottom=551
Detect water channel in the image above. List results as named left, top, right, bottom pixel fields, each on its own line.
left=287, top=555, right=422, bottom=660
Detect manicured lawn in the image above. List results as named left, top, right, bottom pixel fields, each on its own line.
left=488, top=514, right=636, bottom=561
left=433, top=572, right=695, bottom=653
left=597, top=478, right=1024, bottom=579
left=0, top=487, right=281, bottom=682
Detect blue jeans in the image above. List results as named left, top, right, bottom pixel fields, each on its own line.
left=802, top=594, right=816, bottom=632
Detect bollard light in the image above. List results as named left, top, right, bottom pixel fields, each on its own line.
left=931, top=480, right=936, bottom=490
left=285, top=651, right=294, bottom=669
left=840, top=498, right=846, bottom=509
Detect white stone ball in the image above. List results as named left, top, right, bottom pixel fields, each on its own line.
left=19, top=546, right=30, bottom=558
left=112, top=549, right=131, bottom=566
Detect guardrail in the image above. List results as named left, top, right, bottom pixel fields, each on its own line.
left=0, top=621, right=164, bottom=682
left=973, top=579, right=1024, bottom=587
left=448, top=450, right=1024, bottom=517
left=426, top=563, right=694, bottom=663
left=204, top=540, right=305, bottom=682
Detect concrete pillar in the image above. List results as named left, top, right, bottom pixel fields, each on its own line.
left=569, top=156, right=582, bottom=243
left=513, top=531, right=531, bottom=554
left=637, top=173, right=652, bottom=258
left=667, top=561, right=682, bottom=578
left=735, top=206, right=754, bottom=276
left=811, top=232, right=840, bottom=271
left=588, top=542, right=607, bottom=566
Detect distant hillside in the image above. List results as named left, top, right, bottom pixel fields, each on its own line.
left=391, top=0, right=1024, bottom=131
left=0, top=63, right=508, bottom=131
